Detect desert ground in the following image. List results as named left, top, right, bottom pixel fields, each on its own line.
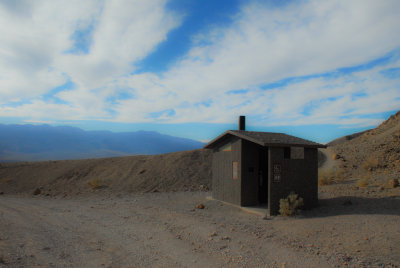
left=0, top=187, right=399, bottom=267
left=0, top=112, right=399, bottom=267
left=1, top=152, right=399, bottom=268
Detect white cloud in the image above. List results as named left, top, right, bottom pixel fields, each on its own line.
left=162, top=0, right=400, bottom=96
left=23, top=119, right=57, bottom=125
left=0, top=0, right=180, bottom=102
left=0, top=0, right=399, bottom=128
left=109, top=0, right=400, bottom=126
left=56, top=0, right=180, bottom=90
left=0, top=0, right=100, bottom=101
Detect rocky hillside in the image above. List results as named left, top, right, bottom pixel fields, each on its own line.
left=0, top=149, right=212, bottom=196
left=329, top=111, right=400, bottom=180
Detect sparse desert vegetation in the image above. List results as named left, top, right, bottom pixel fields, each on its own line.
left=0, top=178, right=11, bottom=184
left=87, top=178, right=104, bottom=190
left=389, top=178, right=399, bottom=188
left=318, top=170, right=334, bottom=186
left=357, top=176, right=369, bottom=187
left=279, top=192, right=304, bottom=216
left=324, top=110, right=400, bottom=198
left=318, top=168, right=345, bottom=186
left=362, top=156, right=380, bottom=171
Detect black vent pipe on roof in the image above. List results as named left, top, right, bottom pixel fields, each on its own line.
left=239, top=115, right=245, bottom=131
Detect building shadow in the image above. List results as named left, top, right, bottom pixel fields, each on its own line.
left=301, top=196, right=400, bottom=218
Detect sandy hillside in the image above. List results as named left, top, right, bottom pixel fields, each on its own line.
left=330, top=110, right=400, bottom=176
left=0, top=149, right=211, bottom=196
left=319, top=110, right=400, bottom=198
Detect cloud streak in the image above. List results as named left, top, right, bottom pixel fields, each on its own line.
left=0, top=0, right=399, bottom=129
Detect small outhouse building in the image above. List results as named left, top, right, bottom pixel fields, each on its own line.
left=204, top=116, right=326, bottom=216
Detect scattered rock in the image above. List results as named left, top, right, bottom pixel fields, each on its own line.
left=199, top=184, right=209, bottom=191
left=33, top=188, right=41, bottom=195
left=196, top=203, right=205, bottom=209
left=208, top=231, right=217, bottom=237
left=59, top=252, right=70, bottom=259
left=0, top=192, right=4, bottom=195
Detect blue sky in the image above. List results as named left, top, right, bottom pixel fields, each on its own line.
left=0, top=0, right=399, bottom=143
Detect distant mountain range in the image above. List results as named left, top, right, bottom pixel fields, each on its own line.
left=0, top=124, right=204, bottom=162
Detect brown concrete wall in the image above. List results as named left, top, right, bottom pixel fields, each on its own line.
left=268, top=147, right=318, bottom=216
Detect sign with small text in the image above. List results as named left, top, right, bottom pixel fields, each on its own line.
left=273, top=163, right=282, bottom=183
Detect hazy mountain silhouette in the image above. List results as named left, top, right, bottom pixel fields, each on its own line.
left=0, top=124, right=204, bottom=162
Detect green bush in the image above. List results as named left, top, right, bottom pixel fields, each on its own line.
left=279, top=192, right=304, bottom=216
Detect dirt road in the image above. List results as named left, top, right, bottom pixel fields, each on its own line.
left=0, top=192, right=399, bottom=267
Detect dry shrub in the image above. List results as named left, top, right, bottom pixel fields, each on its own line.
left=33, top=188, right=41, bottom=195
left=318, top=169, right=346, bottom=186
left=388, top=179, right=399, bottom=188
left=362, top=157, right=380, bottom=171
left=196, top=203, right=205, bottom=209
left=1, top=178, right=11, bottom=184
left=332, top=154, right=340, bottom=160
left=334, top=170, right=346, bottom=183
left=319, top=170, right=334, bottom=186
left=279, top=192, right=304, bottom=216
left=357, top=177, right=369, bottom=187
left=88, top=178, right=102, bottom=189
left=319, top=175, right=333, bottom=186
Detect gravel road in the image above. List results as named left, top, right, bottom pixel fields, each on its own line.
left=0, top=192, right=399, bottom=267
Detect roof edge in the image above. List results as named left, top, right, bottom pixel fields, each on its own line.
left=204, top=130, right=327, bottom=149
left=203, top=130, right=232, bottom=149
